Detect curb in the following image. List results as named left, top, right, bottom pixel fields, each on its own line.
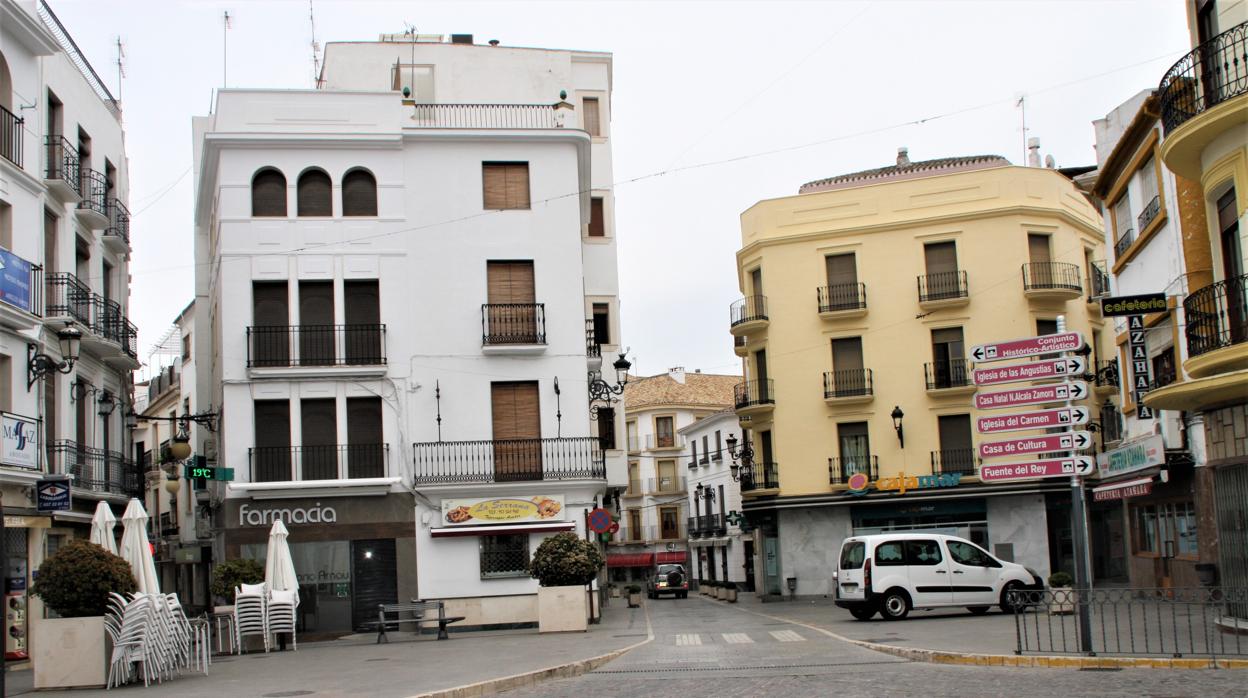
left=410, top=604, right=653, bottom=698
left=698, top=595, right=1248, bottom=671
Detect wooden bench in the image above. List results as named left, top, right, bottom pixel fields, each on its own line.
left=374, top=601, right=465, bottom=643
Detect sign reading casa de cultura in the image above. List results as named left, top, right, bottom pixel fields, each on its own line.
left=441, top=495, right=566, bottom=526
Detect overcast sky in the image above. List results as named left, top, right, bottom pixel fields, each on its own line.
left=49, top=0, right=1189, bottom=379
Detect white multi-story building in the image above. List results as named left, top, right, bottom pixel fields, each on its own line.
left=611, top=368, right=736, bottom=583
left=193, top=33, right=623, bottom=631
left=1, top=0, right=138, bottom=660
left=680, top=409, right=753, bottom=590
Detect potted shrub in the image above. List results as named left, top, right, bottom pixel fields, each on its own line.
left=1047, top=571, right=1075, bottom=615
left=30, top=540, right=136, bottom=689
left=724, top=582, right=738, bottom=603
left=210, top=558, right=265, bottom=607
left=626, top=584, right=642, bottom=608
left=529, top=532, right=604, bottom=633
left=717, top=582, right=729, bottom=600
left=701, top=580, right=715, bottom=596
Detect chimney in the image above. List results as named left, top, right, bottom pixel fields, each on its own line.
left=668, top=366, right=686, bottom=384
left=897, top=147, right=910, bottom=167
left=1045, top=154, right=1056, bottom=169
left=1027, top=137, right=1041, bottom=167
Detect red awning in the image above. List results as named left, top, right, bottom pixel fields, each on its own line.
left=607, top=552, right=654, bottom=568
left=656, top=551, right=687, bottom=564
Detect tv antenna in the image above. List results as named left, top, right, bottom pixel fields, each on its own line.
left=309, top=0, right=322, bottom=87
left=1015, top=94, right=1028, bottom=165
left=222, top=11, right=231, bottom=88
left=114, top=37, right=125, bottom=100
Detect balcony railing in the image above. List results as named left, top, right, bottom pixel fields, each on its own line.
left=1100, top=403, right=1124, bottom=444
left=106, top=199, right=130, bottom=244
left=1137, top=195, right=1161, bottom=232
left=91, top=295, right=139, bottom=358
left=1, top=105, right=22, bottom=168
left=1184, top=274, right=1248, bottom=358
left=44, top=135, right=80, bottom=195
left=247, top=324, right=387, bottom=368
left=78, top=169, right=108, bottom=218
left=37, top=1, right=121, bottom=118
left=734, top=378, right=775, bottom=410
left=412, top=436, right=604, bottom=484
left=689, top=514, right=726, bottom=537
left=823, top=369, right=873, bottom=398
left=626, top=435, right=640, bottom=453
left=925, top=359, right=971, bottom=390
left=409, top=103, right=564, bottom=129
left=817, top=283, right=867, bottom=313
left=647, top=475, right=686, bottom=494
left=482, top=303, right=546, bottom=345
left=50, top=440, right=140, bottom=498
left=740, top=462, right=779, bottom=492
left=586, top=319, right=600, bottom=358
left=1159, top=21, right=1248, bottom=134
left=1093, top=359, right=1120, bottom=389
left=644, top=433, right=685, bottom=450
left=829, top=455, right=878, bottom=485
left=730, top=295, right=768, bottom=327
left=1114, top=228, right=1136, bottom=258
left=1022, top=262, right=1082, bottom=293
left=931, top=449, right=977, bottom=477
left=1089, top=260, right=1110, bottom=300
left=917, top=270, right=968, bottom=302
left=45, top=272, right=92, bottom=325
left=249, top=443, right=389, bottom=482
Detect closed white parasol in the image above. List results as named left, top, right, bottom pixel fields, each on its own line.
left=89, top=501, right=118, bottom=555
left=119, top=498, right=160, bottom=594
left=264, top=520, right=299, bottom=606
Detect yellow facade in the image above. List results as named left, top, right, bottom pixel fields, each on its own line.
left=733, top=163, right=1106, bottom=498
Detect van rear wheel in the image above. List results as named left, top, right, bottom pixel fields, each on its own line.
left=879, top=589, right=911, bottom=620
left=849, top=606, right=876, bottom=621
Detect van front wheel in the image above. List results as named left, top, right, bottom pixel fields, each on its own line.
left=879, top=589, right=911, bottom=620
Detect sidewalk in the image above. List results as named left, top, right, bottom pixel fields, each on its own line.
left=4, top=602, right=652, bottom=697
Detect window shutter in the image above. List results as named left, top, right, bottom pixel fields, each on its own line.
left=483, top=163, right=530, bottom=209
left=342, top=170, right=377, bottom=216
left=589, top=197, right=605, bottom=237
left=483, top=164, right=507, bottom=209
left=487, top=261, right=535, bottom=304
left=505, top=163, right=530, bottom=209
left=252, top=170, right=287, bottom=217
left=583, top=98, right=601, bottom=136
left=297, top=170, right=333, bottom=216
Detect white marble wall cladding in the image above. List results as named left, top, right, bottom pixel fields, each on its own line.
left=987, top=494, right=1052, bottom=580
left=778, top=507, right=852, bottom=596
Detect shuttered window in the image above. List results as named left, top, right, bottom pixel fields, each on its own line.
left=588, top=197, right=605, bottom=237
left=487, top=261, right=536, bottom=304
left=483, top=162, right=530, bottom=210
left=301, top=399, right=338, bottom=480
left=342, top=169, right=377, bottom=216
left=251, top=169, right=287, bottom=217
left=297, top=169, right=333, bottom=217
left=254, top=400, right=292, bottom=482
left=582, top=97, right=601, bottom=136
left=491, top=382, right=542, bottom=481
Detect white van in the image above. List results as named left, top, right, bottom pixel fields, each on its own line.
left=833, top=533, right=1043, bottom=620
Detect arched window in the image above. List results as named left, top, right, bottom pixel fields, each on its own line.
left=297, top=168, right=333, bottom=217
left=341, top=169, right=378, bottom=217
left=251, top=168, right=287, bottom=217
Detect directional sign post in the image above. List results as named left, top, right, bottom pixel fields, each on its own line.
left=976, top=406, right=1089, bottom=434
left=969, top=332, right=1084, bottom=363
left=972, top=357, right=1085, bottom=387
left=979, top=456, right=1095, bottom=482
left=978, top=431, right=1092, bottom=460
left=974, top=381, right=1088, bottom=410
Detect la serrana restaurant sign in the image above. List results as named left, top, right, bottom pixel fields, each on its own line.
left=441, top=495, right=566, bottom=526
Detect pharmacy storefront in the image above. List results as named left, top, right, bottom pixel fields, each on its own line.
left=223, top=494, right=416, bottom=634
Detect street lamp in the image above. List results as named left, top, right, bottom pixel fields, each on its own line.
left=587, top=350, right=632, bottom=404
left=724, top=433, right=754, bottom=482
left=26, top=325, right=83, bottom=390
left=891, top=406, right=905, bottom=448
left=97, top=391, right=116, bottom=417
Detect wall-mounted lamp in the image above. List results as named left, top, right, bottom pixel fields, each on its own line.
left=724, top=433, right=754, bottom=482
left=26, top=325, right=82, bottom=390
left=694, top=482, right=715, bottom=502
left=891, top=406, right=905, bottom=448
left=588, top=349, right=632, bottom=405
left=97, top=391, right=117, bottom=417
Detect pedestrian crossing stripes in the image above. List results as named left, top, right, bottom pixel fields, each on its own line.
left=722, top=633, right=754, bottom=644
left=675, top=634, right=702, bottom=646
left=769, top=630, right=805, bottom=642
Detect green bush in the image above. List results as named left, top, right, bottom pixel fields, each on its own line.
left=1048, top=571, right=1074, bottom=587
left=31, top=539, right=136, bottom=617
left=210, top=558, right=266, bottom=602
left=528, top=532, right=604, bottom=587
left=625, top=584, right=641, bottom=594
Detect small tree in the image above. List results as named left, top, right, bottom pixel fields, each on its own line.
left=31, top=540, right=136, bottom=618
left=529, top=532, right=604, bottom=587
left=211, top=558, right=266, bottom=602
left=1048, top=571, right=1074, bottom=588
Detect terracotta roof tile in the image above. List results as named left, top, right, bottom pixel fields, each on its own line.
left=799, top=154, right=1010, bottom=194
left=623, top=372, right=739, bottom=411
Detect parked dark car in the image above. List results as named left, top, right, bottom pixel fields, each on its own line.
left=646, top=564, right=688, bottom=599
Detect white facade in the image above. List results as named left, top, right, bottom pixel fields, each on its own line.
left=193, top=35, right=622, bottom=629
left=680, top=410, right=751, bottom=588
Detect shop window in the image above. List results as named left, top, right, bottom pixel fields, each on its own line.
left=480, top=534, right=529, bottom=578
left=1136, top=502, right=1197, bottom=557
left=1136, top=505, right=1159, bottom=553
left=341, top=169, right=377, bottom=217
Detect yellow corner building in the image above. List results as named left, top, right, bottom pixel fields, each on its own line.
left=730, top=150, right=1110, bottom=597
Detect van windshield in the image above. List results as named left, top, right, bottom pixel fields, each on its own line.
left=840, top=541, right=865, bottom=569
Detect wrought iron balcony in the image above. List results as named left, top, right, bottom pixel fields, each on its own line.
left=247, top=324, right=387, bottom=368
left=647, top=475, right=687, bottom=494
left=687, top=516, right=702, bottom=538
left=925, top=359, right=972, bottom=390
left=585, top=319, right=600, bottom=358
left=931, top=449, right=977, bottom=477
left=1114, top=228, right=1135, bottom=259
left=823, top=369, right=873, bottom=399
left=1159, top=21, right=1248, bottom=134
left=105, top=199, right=130, bottom=245
left=829, top=455, right=878, bottom=485
left=917, top=270, right=968, bottom=303
left=1, top=105, right=22, bottom=168
left=817, top=283, right=867, bottom=314
left=1022, top=262, right=1082, bottom=293
left=740, top=462, right=779, bottom=492
left=1137, top=195, right=1161, bottom=232
left=50, top=440, right=140, bottom=498
left=734, top=378, right=775, bottom=410
left=1088, top=260, right=1110, bottom=300
left=91, top=295, right=139, bottom=358
left=249, top=443, right=389, bottom=482
left=645, top=433, right=685, bottom=450
left=44, top=135, right=80, bottom=197
left=482, top=303, right=546, bottom=345
left=729, top=295, right=768, bottom=328
left=78, top=169, right=108, bottom=219
left=45, top=272, right=92, bottom=325
left=692, top=514, right=726, bottom=537
left=1184, top=274, right=1248, bottom=358
left=1093, top=359, right=1120, bottom=389
left=412, top=436, right=604, bottom=485
left=409, top=103, right=566, bottom=129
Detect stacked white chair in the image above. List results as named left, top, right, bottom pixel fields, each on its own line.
left=267, top=590, right=297, bottom=651
left=233, top=582, right=270, bottom=653
left=104, top=591, right=211, bottom=689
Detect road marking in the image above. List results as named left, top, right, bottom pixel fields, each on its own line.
left=770, top=629, right=805, bottom=642
left=675, top=634, right=702, bottom=646
left=722, top=633, right=754, bottom=644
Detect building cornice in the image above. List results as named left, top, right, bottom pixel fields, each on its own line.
left=0, top=2, right=59, bottom=55
left=741, top=480, right=1068, bottom=512
left=1092, top=94, right=1161, bottom=198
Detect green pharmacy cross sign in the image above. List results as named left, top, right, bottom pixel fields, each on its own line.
left=185, top=465, right=235, bottom=481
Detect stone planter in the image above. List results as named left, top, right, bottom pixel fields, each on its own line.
left=538, top=585, right=589, bottom=632
left=716, top=586, right=727, bottom=600
left=1048, top=587, right=1076, bottom=615
left=33, top=616, right=108, bottom=689
left=725, top=586, right=738, bottom=603
left=627, top=592, right=642, bottom=608
left=609, top=586, right=621, bottom=598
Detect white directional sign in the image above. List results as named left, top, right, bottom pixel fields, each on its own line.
left=974, top=381, right=1088, bottom=410
left=976, top=406, right=1089, bottom=434
left=979, top=456, right=1096, bottom=482
left=970, top=332, right=1085, bottom=363
left=971, top=357, right=1086, bottom=387
left=978, top=431, right=1093, bottom=459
